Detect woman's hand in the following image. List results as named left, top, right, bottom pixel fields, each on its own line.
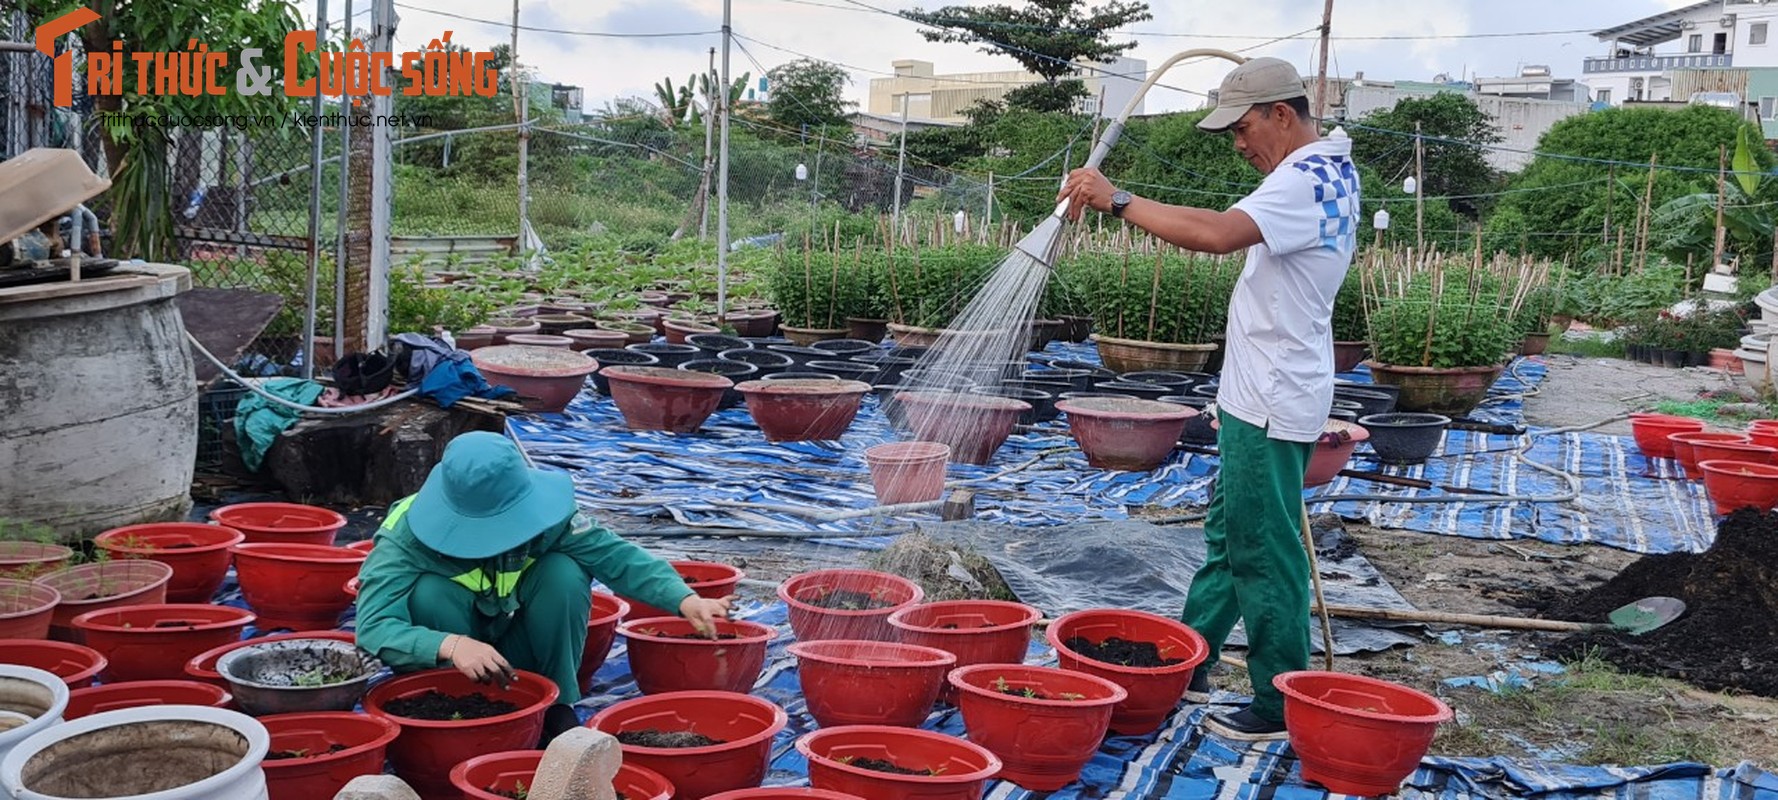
left=679, top=593, right=737, bottom=637
left=440, top=634, right=515, bottom=686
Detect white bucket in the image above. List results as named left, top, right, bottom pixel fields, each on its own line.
left=0, top=667, right=67, bottom=769
left=1758, top=285, right=1778, bottom=325
left=0, top=705, right=269, bottom=800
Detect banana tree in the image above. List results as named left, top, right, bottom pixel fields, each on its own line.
left=1650, top=127, right=1776, bottom=271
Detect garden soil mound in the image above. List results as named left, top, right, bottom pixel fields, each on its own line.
left=1546, top=508, right=1778, bottom=697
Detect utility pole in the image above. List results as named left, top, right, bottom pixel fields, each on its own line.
left=892, top=92, right=910, bottom=232
left=302, top=0, right=328, bottom=379
left=717, top=0, right=732, bottom=317
left=1603, top=164, right=1614, bottom=248
left=699, top=46, right=715, bottom=241
left=333, top=0, right=353, bottom=359
left=1714, top=144, right=1728, bottom=270
left=512, top=0, right=530, bottom=263
left=1414, top=121, right=1424, bottom=256
left=1314, top=0, right=1335, bottom=123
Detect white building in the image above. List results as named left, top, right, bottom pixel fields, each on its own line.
left=1583, top=0, right=1778, bottom=105
left=867, top=56, right=1146, bottom=123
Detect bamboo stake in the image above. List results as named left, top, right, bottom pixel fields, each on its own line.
left=1637, top=153, right=1658, bottom=273
left=1147, top=251, right=1163, bottom=341
left=802, top=230, right=814, bottom=327
left=1117, top=252, right=1130, bottom=339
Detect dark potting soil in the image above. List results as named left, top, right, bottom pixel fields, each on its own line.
left=1063, top=636, right=1184, bottom=668
left=152, top=621, right=195, bottom=628
left=636, top=630, right=740, bottom=640
left=938, top=623, right=995, bottom=629
left=803, top=589, right=893, bottom=610
left=266, top=744, right=347, bottom=760
left=992, top=682, right=1084, bottom=701
left=380, top=690, right=519, bottom=720
left=616, top=728, right=726, bottom=748
left=846, top=757, right=933, bottom=775
left=1543, top=508, right=1778, bottom=697
left=164, top=542, right=199, bottom=549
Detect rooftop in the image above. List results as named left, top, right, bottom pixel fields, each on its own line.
left=1592, top=0, right=1717, bottom=48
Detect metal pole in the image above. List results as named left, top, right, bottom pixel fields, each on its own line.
left=1314, top=0, right=1334, bottom=123
left=366, top=0, right=396, bottom=348
left=1414, top=121, right=1424, bottom=256
left=891, top=92, right=909, bottom=231
left=985, top=171, right=993, bottom=228
left=512, top=0, right=529, bottom=262
left=699, top=46, right=715, bottom=241
left=303, top=0, right=329, bottom=380
left=333, top=0, right=353, bottom=361
left=716, top=0, right=731, bottom=317
left=811, top=140, right=822, bottom=209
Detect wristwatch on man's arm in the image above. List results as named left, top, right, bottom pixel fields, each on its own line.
left=1110, top=190, right=1133, bottom=218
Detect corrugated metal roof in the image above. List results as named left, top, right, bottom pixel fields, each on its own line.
left=1594, top=0, right=1717, bottom=48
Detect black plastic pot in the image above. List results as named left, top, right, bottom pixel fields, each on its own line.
left=971, top=385, right=1053, bottom=424
left=585, top=348, right=660, bottom=395
left=686, top=333, right=750, bottom=355
left=1331, top=398, right=1364, bottom=414
left=806, top=360, right=882, bottom=384
left=850, top=352, right=915, bottom=386
left=1358, top=412, right=1450, bottom=465
left=811, top=339, right=880, bottom=358
left=1095, top=381, right=1174, bottom=402
left=1336, top=380, right=1401, bottom=407
left=679, top=359, right=758, bottom=409
left=1158, top=395, right=1217, bottom=445
left=901, top=368, right=978, bottom=391
left=1333, top=386, right=1396, bottom=418
left=1004, top=379, right=1072, bottom=416
left=718, top=347, right=794, bottom=377
left=765, top=344, right=830, bottom=366
left=627, top=342, right=700, bottom=369
left=1048, top=359, right=1114, bottom=377
left=1328, top=408, right=1359, bottom=422
left=761, top=371, right=841, bottom=382
left=1122, top=371, right=1195, bottom=389
left=1020, top=368, right=1096, bottom=392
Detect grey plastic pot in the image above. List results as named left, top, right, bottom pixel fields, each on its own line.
left=1358, top=412, right=1450, bottom=465
left=1333, top=386, right=1396, bottom=418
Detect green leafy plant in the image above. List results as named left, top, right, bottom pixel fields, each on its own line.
left=1362, top=256, right=1546, bottom=369
left=1066, top=249, right=1239, bottom=344
left=1332, top=268, right=1368, bottom=342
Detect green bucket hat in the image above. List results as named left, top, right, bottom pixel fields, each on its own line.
left=407, top=431, right=577, bottom=559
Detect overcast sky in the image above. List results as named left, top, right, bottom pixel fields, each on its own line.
left=336, top=0, right=1700, bottom=116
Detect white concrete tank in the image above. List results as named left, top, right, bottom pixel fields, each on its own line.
left=0, top=263, right=197, bottom=538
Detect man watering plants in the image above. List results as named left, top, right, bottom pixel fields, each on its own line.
left=355, top=431, right=735, bottom=746
left=1058, top=57, right=1358, bottom=740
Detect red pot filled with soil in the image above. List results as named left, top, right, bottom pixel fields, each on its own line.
left=606, top=365, right=733, bottom=433
left=705, top=790, right=866, bottom=800
left=777, top=569, right=924, bottom=642
left=93, top=522, right=246, bottom=603
left=0, top=541, right=73, bottom=581
left=1055, top=396, right=1196, bottom=471
left=210, top=502, right=349, bottom=547
left=363, top=668, right=560, bottom=799
left=261, top=711, right=403, bottom=800
left=185, top=630, right=358, bottom=686
left=1304, top=420, right=1370, bottom=488
left=1699, top=460, right=1778, bottom=515
left=787, top=640, right=955, bottom=728
left=72, top=603, right=256, bottom=682
left=896, top=391, right=1031, bottom=466
left=1273, top=670, right=1453, bottom=796
left=888, top=600, right=1041, bottom=702
left=452, top=750, right=678, bottom=800
left=1045, top=608, right=1209, bottom=736
left=1, top=638, right=106, bottom=687
left=1629, top=413, right=1707, bottom=460
left=863, top=442, right=951, bottom=505
left=63, top=679, right=232, bottom=719
left=231, top=542, right=367, bottom=632
left=35, top=560, right=174, bottom=642
left=947, top=664, right=1126, bottom=791
left=591, top=690, right=790, bottom=800
left=1670, top=432, right=1750, bottom=480
left=619, top=617, right=775, bottom=694
left=797, top=725, right=1002, bottom=800
left=735, top=379, right=873, bottom=441
left=0, top=578, right=61, bottom=640
left=620, top=561, right=745, bottom=621
left=579, top=592, right=630, bottom=694
left=472, top=345, right=600, bottom=413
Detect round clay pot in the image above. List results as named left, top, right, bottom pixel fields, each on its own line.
left=811, top=339, right=879, bottom=358
left=719, top=348, right=794, bottom=377
left=1273, top=671, right=1453, bottom=797
left=1519, top=332, right=1553, bottom=357
left=1363, top=361, right=1505, bottom=418
left=0, top=703, right=268, bottom=799
left=720, top=310, right=779, bottom=338
left=595, top=320, right=657, bottom=345
left=664, top=318, right=722, bottom=344
left=605, top=366, right=732, bottom=433
left=503, top=333, right=574, bottom=349
left=1358, top=412, right=1450, bottom=465
left=847, top=318, right=889, bottom=343
left=532, top=313, right=592, bottom=336
left=1090, top=334, right=1216, bottom=373
left=735, top=379, right=872, bottom=442
left=895, top=391, right=1030, bottom=466
left=888, top=599, right=1041, bottom=703
left=1305, top=419, right=1370, bottom=488
left=849, top=352, right=915, bottom=386
left=452, top=751, right=676, bottom=800
left=1699, top=459, right=1778, bottom=515
left=766, top=344, right=831, bottom=367
left=1332, top=341, right=1368, bottom=372
left=1055, top=396, right=1195, bottom=471
left=618, top=561, right=746, bottom=621
left=93, top=522, right=246, bottom=603
left=454, top=325, right=497, bottom=350
left=1027, top=318, right=1064, bottom=351
left=1629, top=413, right=1707, bottom=460
left=687, top=333, right=751, bottom=355
left=781, top=325, right=850, bottom=346
left=1333, top=386, right=1396, bottom=418
left=486, top=317, right=540, bottom=345
left=970, top=386, right=1050, bottom=426
left=185, top=631, right=358, bottom=687
left=1046, top=608, right=1209, bottom=736
left=585, top=348, right=660, bottom=395
left=563, top=328, right=630, bottom=352
left=863, top=442, right=950, bottom=505
left=1059, top=315, right=1094, bottom=342
left=471, top=345, right=599, bottom=413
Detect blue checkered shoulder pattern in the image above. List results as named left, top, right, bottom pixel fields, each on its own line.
left=1292, top=154, right=1360, bottom=252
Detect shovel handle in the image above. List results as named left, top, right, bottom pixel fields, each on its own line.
left=1314, top=603, right=1599, bottom=632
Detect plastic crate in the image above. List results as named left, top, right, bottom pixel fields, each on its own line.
left=195, top=380, right=250, bottom=471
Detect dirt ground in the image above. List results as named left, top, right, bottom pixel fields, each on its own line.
left=1522, top=354, right=1742, bottom=435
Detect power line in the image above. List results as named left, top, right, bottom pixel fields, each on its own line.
left=1341, top=120, right=1778, bottom=178
left=390, top=3, right=719, bottom=38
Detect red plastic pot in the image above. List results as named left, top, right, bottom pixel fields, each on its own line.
left=472, top=344, right=600, bottom=413
left=787, top=640, right=955, bottom=728
left=0, top=542, right=73, bottom=581
left=778, top=569, right=924, bottom=642
left=1055, top=397, right=1196, bottom=471
left=896, top=391, right=1030, bottom=465
left=1699, top=459, right=1778, bottom=515
left=72, top=603, right=256, bottom=682
left=260, top=711, right=403, bottom=800
left=797, top=725, right=1002, bottom=800
left=0, top=638, right=105, bottom=687
left=735, top=379, right=872, bottom=441
left=1046, top=608, right=1209, bottom=736
left=863, top=442, right=950, bottom=505
left=363, top=668, right=559, bottom=799
left=620, top=560, right=745, bottom=621
left=185, top=630, right=358, bottom=686
left=63, top=679, right=232, bottom=719
left=345, top=539, right=376, bottom=554
left=93, top=522, right=246, bottom=603
left=1629, top=414, right=1706, bottom=460
left=452, top=750, right=677, bottom=800
left=0, top=578, right=61, bottom=640
left=35, top=560, right=173, bottom=642
left=948, top=663, right=1126, bottom=791
left=606, top=365, right=733, bottom=432
left=210, top=502, right=349, bottom=546
left=705, top=790, right=866, bottom=800
left=232, top=543, right=367, bottom=631
left=579, top=592, right=630, bottom=694
left=1669, top=432, right=1749, bottom=480
left=1691, top=439, right=1777, bottom=469
left=888, top=600, right=1040, bottom=702
left=1304, top=420, right=1370, bottom=488
left=591, top=690, right=789, bottom=800
left=620, top=617, right=775, bottom=694
left=1273, top=670, right=1453, bottom=796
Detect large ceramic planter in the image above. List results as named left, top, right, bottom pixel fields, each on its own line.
left=487, top=317, right=541, bottom=345
left=596, top=320, right=657, bottom=346
left=564, top=328, right=630, bottom=352
left=620, top=617, right=774, bottom=695
left=579, top=592, right=629, bottom=694
left=863, top=442, right=950, bottom=505
left=209, top=503, right=348, bottom=547
left=721, top=309, right=779, bottom=338
left=1046, top=608, right=1210, bottom=736
left=472, top=345, right=599, bottom=413
left=1362, top=361, right=1506, bottom=417
left=94, top=522, right=245, bottom=603
left=1332, top=341, right=1368, bottom=373
left=452, top=750, right=677, bottom=800
left=259, top=711, right=401, bottom=800
left=948, top=664, right=1126, bottom=791
left=736, top=379, right=872, bottom=442
left=619, top=560, right=746, bottom=621
left=0, top=704, right=271, bottom=800
left=1304, top=420, right=1370, bottom=489
left=666, top=318, right=723, bottom=345
left=847, top=318, right=890, bottom=343
left=64, top=680, right=232, bottom=720
left=231, top=543, right=366, bottom=632
left=1027, top=319, right=1064, bottom=352
left=896, top=391, right=1030, bottom=466
left=72, top=604, right=257, bottom=682
left=787, top=640, right=955, bottom=728
left=0, top=543, right=73, bottom=581
left=2, top=640, right=105, bottom=688
left=0, top=665, right=69, bottom=767
left=1358, top=412, right=1450, bottom=466
left=0, top=580, right=61, bottom=640
left=782, top=325, right=851, bottom=346
left=184, top=631, right=357, bottom=687
left=1059, top=315, right=1094, bottom=343
left=778, top=569, right=924, bottom=642
left=1699, top=460, right=1778, bottom=515
left=888, top=601, right=1042, bottom=702
left=1519, top=332, right=1552, bottom=356
left=35, top=560, right=173, bottom=642
left=797, top=725, right=1002, bottom=800
left=1273, top=671, right=1453, bottom=796
left=505, top=333, right=575, bottom=350
left=590, top=690, right=789, bottom=800
left=887, top=323, right=946, bottom=349
left=1055, top=397, right=1195, bottom=471
left=1091, top=335, right=1217, bottom=374
left=606, top=366, right=732, bottom=433
left=363, top=668, right=558, bottom=799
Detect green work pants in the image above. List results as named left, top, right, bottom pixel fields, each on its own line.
left=1180, top=413, right=1313, bottom=722
left=408, top=551, right=593, bottom=704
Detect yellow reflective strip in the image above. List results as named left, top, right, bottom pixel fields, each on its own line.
left=450, top=557, right=534, bottom=597
left=379, top=495, right=416, bottom=532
